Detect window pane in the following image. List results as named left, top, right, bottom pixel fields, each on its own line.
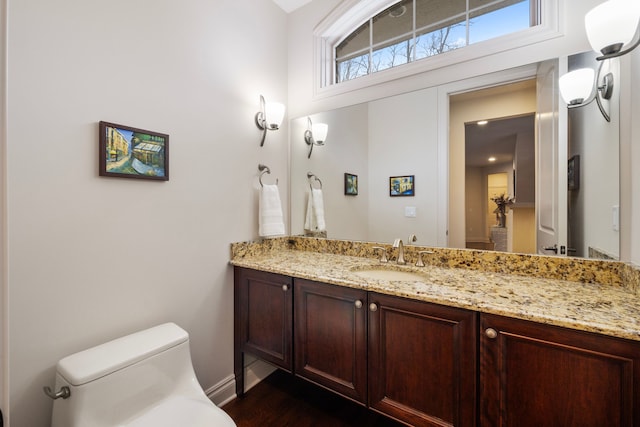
left=470, top=0, right=525, bottom=11
left=469, top=1, right=531, bottom=44
left=416, top=0, right=466, bottom=30
left=415, top=18, right=466, bottom=60
left=336, top=20, right=370, bottom=61
left=372, top=40, right=410, bottom=73
left=372, top=0, right=414, bottom=46
left=337, top=53, right=370, bottom=82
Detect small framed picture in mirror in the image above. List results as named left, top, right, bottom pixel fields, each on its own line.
left=390, top=175, right=414, bottom=197
left=345, top=173, right=358, bottom=195
left=568, top=155, right=580, bottom=190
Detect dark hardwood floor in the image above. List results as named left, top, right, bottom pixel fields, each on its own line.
left=222, top=370, right=405, bottom=427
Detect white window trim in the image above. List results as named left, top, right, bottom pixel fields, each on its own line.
left=313, top=0, right=560, bottom=100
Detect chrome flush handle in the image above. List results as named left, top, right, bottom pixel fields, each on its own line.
left=43, top=385, right=71, bottom=400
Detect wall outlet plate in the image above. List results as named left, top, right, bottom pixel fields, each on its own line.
left=405, top=206, right=417, bottom=218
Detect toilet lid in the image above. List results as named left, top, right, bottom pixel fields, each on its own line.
left=122, top=396, right=236, bottom=427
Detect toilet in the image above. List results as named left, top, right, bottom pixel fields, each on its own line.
left=49, top=322, right=237, bottom=427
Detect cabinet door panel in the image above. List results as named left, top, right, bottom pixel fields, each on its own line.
left=294, top=279, right=367, bottom=404
left=481, top=313, right=640, bottom=427
left=369, top=293, right=477, bottom=427
left=235, top=267, right=292, bottom=369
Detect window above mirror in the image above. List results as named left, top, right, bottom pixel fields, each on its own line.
left=315, top=0, right=558, bottom=96
left=336, top=0, right=540, bottom=83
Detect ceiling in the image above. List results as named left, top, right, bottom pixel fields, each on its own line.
left=272, top=0, right=311, bottom=13
left=465, top=114, right=535, bottom=168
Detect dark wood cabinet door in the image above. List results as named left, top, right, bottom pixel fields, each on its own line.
left=368, top=293, right=477, bottom=427
left=234, top=267, right=293, bottom=396
left=480, top=313, right=640, bottom=427
left=294, top=278, right=368, bottom=404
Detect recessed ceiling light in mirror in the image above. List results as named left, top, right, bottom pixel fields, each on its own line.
left=389, top=5, right=406, bottom=18
left=477, top=120, right=488, bottom=125
left=488, top=157, right=496, bottom=162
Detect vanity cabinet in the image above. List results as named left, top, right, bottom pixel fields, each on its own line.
left=234, top=267, right=293, bottom=397
left=233, top=267, right=640, bottom=426
left=368, top=293, right=477, bottom=427
left=294, top=278, right=368, bottom=404
left=294, top=279, right=477, bottom=426
left=480, top=313, right=640, bottom=427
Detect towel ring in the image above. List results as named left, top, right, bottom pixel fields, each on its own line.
left=258, top=164, right=278, bottom=187
left=307, top=172, right=323, bottom=190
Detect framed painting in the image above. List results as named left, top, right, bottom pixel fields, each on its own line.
left=344, top=173, right=358, bottom=196
left=390, top=175, right=414, bottom=197
left=99, top=121, right=169, bottom=181
left=568, top=155, right=580, bottom=190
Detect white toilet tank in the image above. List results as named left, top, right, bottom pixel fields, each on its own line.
left=50, top=323, right=236, bottom=427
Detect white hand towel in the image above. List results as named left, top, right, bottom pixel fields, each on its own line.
left=304, top=188, right=326, bottom=232
left=259, top=184, right=285, bottom=237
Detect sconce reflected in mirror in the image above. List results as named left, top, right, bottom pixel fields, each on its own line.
left=255, top=95, right=285, bottom=147
left=304, top=117, right=329, bottom=158
left=585, top=0, right=640, bottom=60
left=559, top=61, right=613, bottom=122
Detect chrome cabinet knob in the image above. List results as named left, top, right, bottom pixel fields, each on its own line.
left=282, top=284, right=289, bottom=291
left=369, top=303, right=378, bottom=312
left=355, top=300, right=363, bottom=309
left=485, top=328, right=498, bottom=339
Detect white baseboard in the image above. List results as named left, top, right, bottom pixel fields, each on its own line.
left=205, top=359, right=277, bottom=407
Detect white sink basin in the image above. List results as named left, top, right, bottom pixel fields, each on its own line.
left=352, top=268, right=426, bottom=282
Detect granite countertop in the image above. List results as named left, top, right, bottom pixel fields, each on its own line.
left=231, top=243, right=640, bottom=342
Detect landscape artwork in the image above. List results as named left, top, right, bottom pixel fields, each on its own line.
left=99, top=121, right=169, bottom=181
left=389, top=175, right=415, bottom=197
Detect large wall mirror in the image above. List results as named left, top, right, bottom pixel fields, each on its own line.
left=290, top=52, right=620, bottom=260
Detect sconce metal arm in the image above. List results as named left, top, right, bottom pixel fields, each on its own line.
left=304, top=117, right=325, bottom=158
left=256, top=95, right=281, bottom=147
left=596, top=29, right=640, bottom=61
left=567, top=60, right=613, bottom=122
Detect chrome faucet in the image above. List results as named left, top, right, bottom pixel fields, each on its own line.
left=392, top=239, right=406, bottom=265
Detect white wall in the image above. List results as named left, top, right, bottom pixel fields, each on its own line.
left=290, top=104, right=369, bottom=239
left=630, top=48, right=640, bottom=265
left=567, top=53, right=620, bottom=259
left=4, top=0, right=288, bottom=425
left=368, top=88, right=439, bottom=244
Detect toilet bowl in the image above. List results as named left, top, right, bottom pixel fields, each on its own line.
left=49, top=323, right=236, bottom=427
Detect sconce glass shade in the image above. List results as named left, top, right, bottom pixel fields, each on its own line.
left=312, top=123, right=329, bottom=144
left=264, top=102, right=285, bottom=130
left=256, top=95, right=285, bottom=146
left=585, top=0, right=640, bottom=57
left=304, top=118, right=329, bottom=158
left=559, top=68, right=595, bottom=105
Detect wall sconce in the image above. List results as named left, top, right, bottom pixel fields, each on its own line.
left=585, top=0, right=640, bottom=60
left=304, top=117, right=329, bottom=158
left=559, top=61, right=613, bottom=122
left=255, top=95, right=285, bottom=147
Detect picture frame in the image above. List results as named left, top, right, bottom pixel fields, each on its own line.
left=390, top=175, right=415, bottom=197
left=568, top=155, right=580, bottom=190
left=344, top=173, right=358, bottom=196
left=99, top=121, right=169, bottom=181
